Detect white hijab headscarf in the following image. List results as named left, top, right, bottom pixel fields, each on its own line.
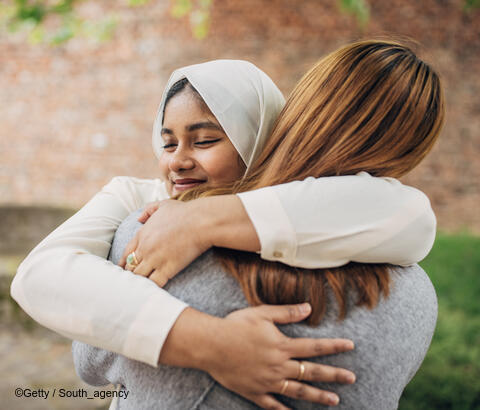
left=152, top=60, right=285, bottom=172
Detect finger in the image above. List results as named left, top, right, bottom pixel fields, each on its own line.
left=253, top=393, right=290, bottom=410
left=257, top=303, right=312, bottom=324
left=147, top=269, right=169, bottom=288
left=137, top=211, right=150, bottom=224
left=279, top=380, right=339, bottom=407
left=133, top=260, right=153, bottom=278
left=119, top=236, right=139, bottom=268
left=285, top=360, right=355, bottom=384
left=287, top=338, right=354, bottom=358
left=125, top=263, right=136, bottom=272
left=138, top=202, right=161, bottom=223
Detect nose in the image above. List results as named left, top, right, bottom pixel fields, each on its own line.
left=169, top=147, right=195, bottom=172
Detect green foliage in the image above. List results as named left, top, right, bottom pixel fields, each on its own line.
left=338, top=0, right=370, bottom=27
left=128, top=0, right=150, bottom=6
left=0, top=0, right=116, bottom=44
left=170, top=0, right=211, bottom=39
left=399, top=232, right=480, bottom=409
left=0, top=0, right=212, bottom=45
left=464, top=0, right=480, bottom=11
left=11, top=0, right=74, bottom=24
left=13, top=1, right=45, bottom=22
left=338, top=0, right=478, bottom=26
left=171, top=0, right=192, bottom=18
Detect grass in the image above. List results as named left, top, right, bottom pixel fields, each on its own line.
left=399, top=232, right=480, bottom=409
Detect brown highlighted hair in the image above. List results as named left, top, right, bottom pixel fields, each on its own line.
left=180, top=40, right=445, bottom=324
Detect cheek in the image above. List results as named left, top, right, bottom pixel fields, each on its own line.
left=157, top=155, right=169, bottom=181
left=201, top=147, right=245, bottom=182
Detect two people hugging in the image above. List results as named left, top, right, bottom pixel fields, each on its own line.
left=12, top=39, right=444, bottom=409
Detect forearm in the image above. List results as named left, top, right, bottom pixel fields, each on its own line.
left=11, top=177, right=188, bottom=367
left=264, top=173, right=436, bottom=267
left=194, top=195, right=261, bottom=253
left=14, top=243, right=187, bottom=365
left=189, top=174, right=436, bottom=268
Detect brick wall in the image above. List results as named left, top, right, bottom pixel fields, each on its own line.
left=1, top=0, right=479, bottom=232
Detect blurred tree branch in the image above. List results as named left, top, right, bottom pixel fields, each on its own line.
left=0, top=0, right=212, bottom=44
left=0, top=0, right=478, bottom=45
left=0, top=0, right=117, bottom=44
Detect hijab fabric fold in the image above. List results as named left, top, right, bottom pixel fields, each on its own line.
left=152, top=60, right=285, bottom=171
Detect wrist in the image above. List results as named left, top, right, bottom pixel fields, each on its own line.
left=192, top=196, right=236, bottom=249
left=194, top=195, right=260, bottom=252
left=158, top=307, right=223, bottom=371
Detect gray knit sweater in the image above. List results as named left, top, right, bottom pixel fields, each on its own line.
left=72, top=210, right=438, bottom=410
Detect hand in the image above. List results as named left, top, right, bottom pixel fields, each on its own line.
left=204, top=303, right=355, bottom=409
left=137, top=201, right=162, bottom=224
left=120, top=199, right=210, bottom=286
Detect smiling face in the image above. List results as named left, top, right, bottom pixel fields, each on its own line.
left=158, top=87, right=247, bottom=197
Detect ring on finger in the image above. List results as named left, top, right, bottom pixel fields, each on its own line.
left=297, top=361, right=305, bottom=381
left=126, top=251, right=139, bottom=267
left=280, top=380, right=289, bottom=395
left=125, top=263, right=136, bottom=272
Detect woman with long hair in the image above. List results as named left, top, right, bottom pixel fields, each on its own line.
left=73, top=39, right=443, bottom=409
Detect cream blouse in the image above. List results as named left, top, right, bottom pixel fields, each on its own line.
left=11, top=172, right=435, bottom=367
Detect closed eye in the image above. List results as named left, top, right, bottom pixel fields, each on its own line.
left=162, top=143, right=177, bottom=149
left=195, top=138, right=221, bottom=146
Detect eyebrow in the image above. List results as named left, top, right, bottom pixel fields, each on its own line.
left=161, top=121, right=223, bottom=136
left=187, top=121, right=223, bottom=132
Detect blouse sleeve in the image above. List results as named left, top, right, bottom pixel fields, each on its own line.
left=237, top=172, right=436, bottom=268
left=10, top=177, right=188, bottom=367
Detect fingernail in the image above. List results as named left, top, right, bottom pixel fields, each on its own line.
left=329, top=394, right=339, bottom=405
left=346, top=373, right=356, bottom=383
left=345, top=341, right=354, bottom=350
left=300, top=303, right=311, bottom=314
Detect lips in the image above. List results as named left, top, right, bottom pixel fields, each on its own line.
left=172, top=178, right=206, bottom=192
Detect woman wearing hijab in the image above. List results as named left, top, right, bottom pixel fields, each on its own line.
left=14, top=51, right=436, bottom=408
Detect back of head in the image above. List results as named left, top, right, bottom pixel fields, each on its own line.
left=250, top=39, right=445, bottom=187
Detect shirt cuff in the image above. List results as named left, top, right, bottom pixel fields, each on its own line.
left=237, top=187, right=297, bottom=264
left=122, top=292, right=188, bottom=367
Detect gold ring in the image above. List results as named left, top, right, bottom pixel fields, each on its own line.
left=280, top=380, right=289, bottom=395
left=298, top=361, right=305, bottom=381
left=126, top=251, right=139, bottom=267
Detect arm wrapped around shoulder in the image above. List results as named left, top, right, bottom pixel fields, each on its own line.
left=237, top=172, right=436, bottom=268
